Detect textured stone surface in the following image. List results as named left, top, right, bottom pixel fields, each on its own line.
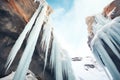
left=86, top=16, right=95, bottom=35
left=85, top=16, right=95, bottom=48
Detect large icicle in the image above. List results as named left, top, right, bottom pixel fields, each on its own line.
left=40, top=19, right=52, bottom=72
left=13, top=4, right=47, bottom=80
left=50, top=38, right=63, bottom=80
left=91, top=16, right=120, bottom=80
left=13, top=3, right=47, bottom=80
left=50, top=36, right=76, bottom=80
left=5, top=4, right=43, bottom=71
left=61, top=49, right=75, bottom=80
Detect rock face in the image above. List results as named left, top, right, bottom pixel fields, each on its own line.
left=86, top=0, right=120, bottom=79
left=0, top=0, right=39, bottom=23
left=102, top=0, right=120, bottom=19
left=86, top=16, right=95, bottom=35
left=86, top=16, right=95, bottom=48
left=0, top=0, right=54, bottom=80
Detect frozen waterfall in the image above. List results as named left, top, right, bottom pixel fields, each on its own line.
left=91, top=16, right=120, bottom=80
left=4, top=1, right=75, bottom=80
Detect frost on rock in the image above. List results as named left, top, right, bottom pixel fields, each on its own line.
left=91, top=16, right=120, bottom=80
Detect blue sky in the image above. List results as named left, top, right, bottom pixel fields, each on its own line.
left=46, top=0, right=113, bottom=57
left=46, top=0, right=73, bottom=11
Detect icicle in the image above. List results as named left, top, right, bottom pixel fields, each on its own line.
left=5, top=4, right=43, bottom=71
left=92, top=14, right=111, bottom=34
left=92, top=38, right=120, bottom=80
left=50, top=37, right=76, bottom=80
left=95, top=14, right=110, bottom=25
left=13, top=3, right=47, bottom=80
left=61, top=50, right=75, bottom=80
left=40, top=20, right=52, bottom=72
left=50, top=38, right=63, bottom=80
left=98, top=32, right=120, bottom=59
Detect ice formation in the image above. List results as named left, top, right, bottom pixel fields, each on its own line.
left=91, top=16, right=120, bottom=80
left=5, top=1, right=75, bottom=80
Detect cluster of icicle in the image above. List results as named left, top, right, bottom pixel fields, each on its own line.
left=50, top=36, right=75, bottom=80
left=5, top=1, right=75, bottom=80
left=91, top=14, right=120, bottom=80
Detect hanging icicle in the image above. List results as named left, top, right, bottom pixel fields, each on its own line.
left=39, top=20, right=76, bottom=80
left=50, top=36, right=76, bottom=80
left=91, top=16, right=120, bottom=80
left=5, top=3, right=44, bottom=71
left=40, top=19, right=52, bottom=72
left=92, top=14, right=111, bottom=34
left=13, top=3, right=47, bottom=80
left=5, top=1, right=48, bottom=80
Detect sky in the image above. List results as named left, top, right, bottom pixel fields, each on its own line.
left=46, top=0, right=113, bottom=57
